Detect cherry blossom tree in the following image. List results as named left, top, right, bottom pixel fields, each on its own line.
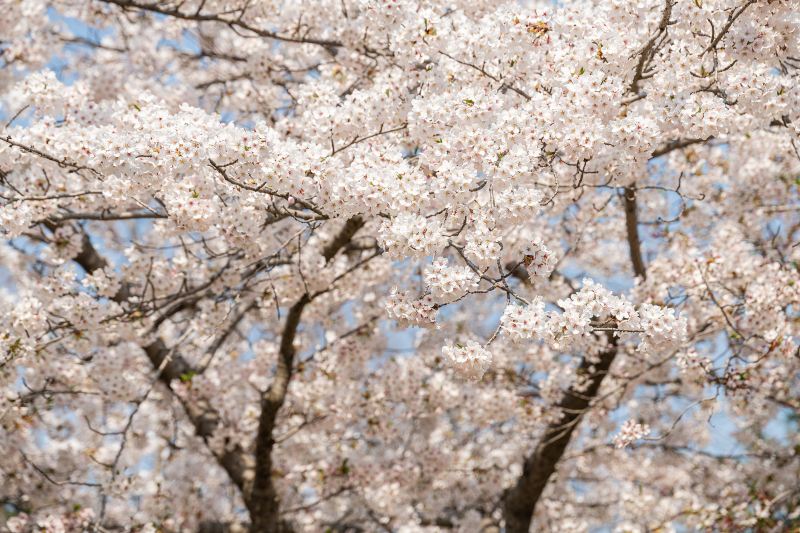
left=1, top=0, right=799, bottom=531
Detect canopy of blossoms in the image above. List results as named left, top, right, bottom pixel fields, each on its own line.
left=1, top=0, right=799, bottom=531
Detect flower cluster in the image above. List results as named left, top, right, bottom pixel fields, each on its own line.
left=379, top=214, right=446, bottom=259
left=423, top=258, right=480, bottom=302
left=500, top=280, right=686, bottom=354
left=385, top=288, right=437, bottom=329
left=500, top=297, right=548, bottom=341
left=523, top=238, right=558, bottom=279
left=630, top=303, right=688, bottom=354
left=462, top=219, right=503, bottom=267
left=613, top=420, right=651, bottom=449
left=676, top=349, right=713, bottom=376
left=441, top=340, right=493, bottom=380
left=5, top=508, right=95, bottom=533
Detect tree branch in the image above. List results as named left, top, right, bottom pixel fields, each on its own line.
left=1, top=135, right=100, bottom=176
left=650, top=137, right=711, bottom=158
left=248, top=294, right=308, bottom=533
left=99, top=0, right=342, bottom=49
left=70, top=232, right=249, bottom=492
left=701, top=0, right=756, bottom=56
left=502, top=188, right=647, bottom=531
left=629, top=0, right=675, bottom=94
left=501, top=340, right=617, bottom=532
left=623, top=187, right=647, bottom=280
left=248, top=216, right=363, bottom=532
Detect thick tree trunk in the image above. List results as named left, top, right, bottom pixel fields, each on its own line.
left=248, top=296, right=308, bottom=533
left=502, top=342, right=617, bottom=532
left=247, top=217, right=363, bottom=532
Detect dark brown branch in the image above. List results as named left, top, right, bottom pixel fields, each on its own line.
left=629, top=0, right=675, bottom=94
left=248, top=216, right=364, bottom=532
left=623, top=187, right=647, bottom=280
left=48, top=210, right=167, bottom=222
left=700, top=0, right=756, bottom=56
left=650, top=137, right=711, bottom=158
left=249, top=294, right=309, bottom=533
left=209, top=158, right=328, bottom=220
left=99, top=0, right=342, bottom=48
left=143, top=340, right=249, bottom=489
left=59, top=35, right=127, bottom=53
left=1, top=136, right=100, bottom=176
left=1, top=191, right=103, bottom=203
left=438, top=51, right=531, bottom=100
left=20, top=450, right=102, bottom=488
left=74, top=233, right=110, bottom=273
left=502, top=341, right=618, bottom=532
left=502, top=187, right=647, bottom=531
left=321, top=216, right=364, bottom=262
left=328, top=123, right=408, bottom=157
